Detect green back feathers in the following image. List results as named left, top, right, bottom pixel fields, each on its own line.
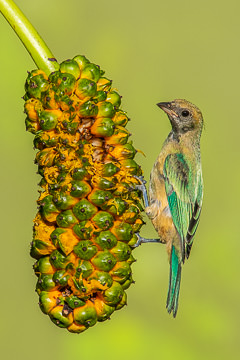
left=163, top=153, right=203, bottom=261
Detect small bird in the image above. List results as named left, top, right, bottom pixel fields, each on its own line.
left=135, top=99, right=203, bottom=317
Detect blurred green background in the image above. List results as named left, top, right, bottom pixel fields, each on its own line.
left=0, top=0, right=239, bottom=359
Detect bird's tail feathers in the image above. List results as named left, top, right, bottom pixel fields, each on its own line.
left=166, top=245, right=182, bottom=317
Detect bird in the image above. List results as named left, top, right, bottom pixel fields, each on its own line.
left=135, top=99, right=203, bottom=317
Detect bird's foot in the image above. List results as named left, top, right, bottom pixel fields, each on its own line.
left=133, top=175, right=149, bottom=208
left=134, top=175, right=147, bottom=185
left=132, top=233, right=163, bottom=248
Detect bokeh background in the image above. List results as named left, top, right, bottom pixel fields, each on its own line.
left=0, top=0, right=239, bottom=359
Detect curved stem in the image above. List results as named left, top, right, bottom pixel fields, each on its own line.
left=0, top=0, right=59, bottom=75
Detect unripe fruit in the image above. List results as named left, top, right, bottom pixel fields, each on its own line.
left=25, top=56, right=144, bottom=333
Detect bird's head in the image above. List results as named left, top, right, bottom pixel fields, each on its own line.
left=157, top=99, right=203, bottom=136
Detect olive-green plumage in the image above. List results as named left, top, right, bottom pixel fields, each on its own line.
left=137, top=99, right=203, bottom=317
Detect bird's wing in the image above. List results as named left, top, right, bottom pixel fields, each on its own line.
left=185, top=171, right=203, bottom=258
left=163, top=153, right=203, bottom=261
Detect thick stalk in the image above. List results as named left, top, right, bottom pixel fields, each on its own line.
left=0, top=0, right=59, bottom=75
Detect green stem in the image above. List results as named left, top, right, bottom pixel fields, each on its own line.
left=0, top=0, right=59, bottom=75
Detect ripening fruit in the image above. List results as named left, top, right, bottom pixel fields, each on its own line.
left=24, top=56, right=144, bottom=333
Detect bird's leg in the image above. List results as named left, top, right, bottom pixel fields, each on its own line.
left=133, top=233, right=164, bottom=248
left=132, top=176, right=164, bottom=247
left=133, top=175, right=149, bottom=208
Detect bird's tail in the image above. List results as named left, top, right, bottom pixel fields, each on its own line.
left=166, top=245, right=182, bottom=317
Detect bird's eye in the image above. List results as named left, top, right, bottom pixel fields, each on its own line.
left=181, top=110, right=190, bottom=117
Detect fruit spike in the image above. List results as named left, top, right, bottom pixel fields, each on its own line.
left=24, top=55, right=144, bottom=333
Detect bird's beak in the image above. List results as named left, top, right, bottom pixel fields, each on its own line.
left=157, top=102, right=178, bottom=118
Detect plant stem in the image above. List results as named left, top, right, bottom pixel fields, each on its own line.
left=0, top=0, right=59, bottom=75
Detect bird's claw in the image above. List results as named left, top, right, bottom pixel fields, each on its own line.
left=133, top=175, right=147, bottom=192
left=132, top=233, right=143, bottom=248
left=129, top=175, right=146, bottom=191
left=133, top=175, right=147, bottom=185
left=131, top=175, right=149, bottom=207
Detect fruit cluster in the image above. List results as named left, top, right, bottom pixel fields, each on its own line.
left=24, top=56, right=144, bottom=333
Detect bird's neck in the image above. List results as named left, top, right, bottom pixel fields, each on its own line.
left=169, top=129, right=201, bottom=154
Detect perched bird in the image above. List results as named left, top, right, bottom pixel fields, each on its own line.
left=135, top=99, right=203, bottom=317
